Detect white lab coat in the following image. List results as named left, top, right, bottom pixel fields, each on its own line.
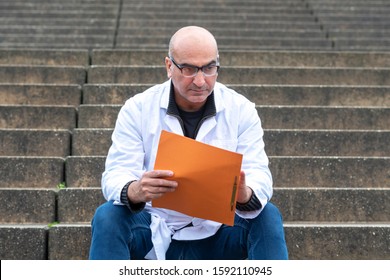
left=101, top=80, right=273, bottom=259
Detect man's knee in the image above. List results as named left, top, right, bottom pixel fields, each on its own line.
left=261, top=202, right=283, bottom=220
left=92, top=201, right=151, bottom=231
left=92, top=201, right=129, bottom=227
left=251, top=201, right=285, bottom=231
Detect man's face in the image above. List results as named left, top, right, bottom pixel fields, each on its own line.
left=165, top=50, right=219, bottom=112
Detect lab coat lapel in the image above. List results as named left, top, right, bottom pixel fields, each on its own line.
left=195, top=117, right=217, bottom=140
left=163, top=114, right=184, bottom=135
left=161, top=80, right=184, bottom=135
left=196, top=84, right=224, bottom=141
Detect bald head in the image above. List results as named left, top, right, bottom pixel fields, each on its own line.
left=168, top=26, right=219, bottom=61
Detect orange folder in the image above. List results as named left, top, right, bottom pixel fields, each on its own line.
left=153, top=130, right=243, bottom=226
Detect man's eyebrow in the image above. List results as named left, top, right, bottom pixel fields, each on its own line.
left=180, top=60, right=218, bottom=68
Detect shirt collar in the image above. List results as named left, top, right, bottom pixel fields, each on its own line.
left=167, top=81, right=216, bottom=118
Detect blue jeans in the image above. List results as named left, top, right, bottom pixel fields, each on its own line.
left=89, top=201, right=288, bottom=260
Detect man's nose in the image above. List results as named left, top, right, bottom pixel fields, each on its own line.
left=192, top=69, right=206, bottom=86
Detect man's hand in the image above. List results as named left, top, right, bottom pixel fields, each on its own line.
left=127, top=170, right=178, bottom=204
left=236, top=170, right=253, bottom=204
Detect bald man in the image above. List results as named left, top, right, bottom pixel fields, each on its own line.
left=89, top=26, right=288, bottom=260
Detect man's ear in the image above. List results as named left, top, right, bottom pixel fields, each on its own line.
left=165, top=57, right=172, bottom=78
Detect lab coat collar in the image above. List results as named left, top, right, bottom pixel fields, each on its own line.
left=160, top=79, right=225, bottom=114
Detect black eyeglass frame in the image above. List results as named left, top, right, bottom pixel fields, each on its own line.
left=169, top=56, right=220, bottom=77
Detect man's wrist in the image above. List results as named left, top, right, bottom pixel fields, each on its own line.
left=120, top=181, right=145, bottom=213
left=236, top=190, right=262, bottom=211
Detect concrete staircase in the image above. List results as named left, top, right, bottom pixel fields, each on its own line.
left=0, top=0, right=389, bottom=260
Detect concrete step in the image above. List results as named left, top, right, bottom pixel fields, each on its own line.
left=87, top=66, right=390, bottom=85
left=257, top=106, right=390, bottom=130
left=315, top=15, right=390, bottom=23
left=308, top=0, right=388, bottom=5
left=118, top=19, right=322, bottom=30
left=117, top=28, right=327, bottom=39
left=65, top=156, right=105, bottom=188
left=0, top=157, right=64, bottom=188
left=270, top=157, right=389, bottom=188
left=284, top=223, right=390, bottom=260
left=321, top=21, right=390, bottom=30
left=1, top=0, right=117, bottom=5
left=78, top=105, right=120, bottom=129
left=119, top=11, right=316, bottom=22
left=115, top=37, right=333, bottom=50
left=0, top=84, right=81, bottom=106
left=3, top=222, right=389, bottom=259
left=0, top=42, right=113, bottom=50
left=72, top=128, right=390, bottom=157
left=0, top=49, right=89, bottom=66
left=2, top=35, right=114, bottom=47
left=328, top=30, right=390, bottom=39
left=0, top=105, right=76, bottom=129
left=0, top=2, right=118, bottom=11
left=333, top=38, right=390, bottom=51
left=57, top=188, right=105, bottom=224
left=72, top=129, right=112, bottom=156
left=0, top=129, right=71, bottom=157
left=265, top=130, right=390, bottom=157
left=82, top=84, right=390, bottom=107
left=0, top=225, right=48, bottom=260
left=47, top=224, right=91, bottom=260
left=82, top=84, right=149, bottom=105
left=0, top=10, right=118, bottom=19
left=0, top=66, right=86, bottom=84
left=6, top=186, right=386, bottom=235
left=222, top=67, right=390, bottom=85
left=54, top=187, right=390, bottom=224
left=0, top=25, right=325, bottom=39
left=274, top=188, right=390, bottom=223
left=90, top=50, right=390, bottom=67
left=310, top=6, right=390, bottom=14
left=77, top=104, right=390, bottom=130
left=231, top=85, right=390, bottom=107
left=122, top=2, right=310, bottom=13
left=0, top=18, right=117, bottom=28
left=0, top=26, right=116, bottom=36
left=62, top=156, right=389, bottom=189
left=0, top=189, right=56, bottom=223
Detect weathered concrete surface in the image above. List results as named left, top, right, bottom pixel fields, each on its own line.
left=0, top=49, right=89, bottom=66
left=284, top=224, right=390, bottom=260
left=57, top=188, right=105, bottom=223
left=0, top=66, right=86, bottom=84
left=273, top=188, right=390, bottom=222
left=0, top=105, right=76, bottom=129
left=0, top=129, right=71, bottom=157
left=257, top=106, right=390, bottom=130
left=72, top=128, right=112, bottom=156
left=77, top=105, right=120, bottom=128
left=65, top=156, right=105, bottom=188
left=0, top=225, right=48, bottom=260
left=0, top=157, right=64, bottom=188
left=87, top=66, right=390, bottom=85
left=0, top=84, right=81, bottom=106
left=264, top=130, right=390, bottom=157
left=76, top=105, right=390, bottom=130
left=40, top=223, right=390, bottom=260
left=270, top=157, right=390, bottom=188
left=48, top=224, right=91, bottom=260
left=72, top=129, right=390, bottom=157
left=82, top=84, right=390, bottom=107
left=0, top=189, right=56, bottom=223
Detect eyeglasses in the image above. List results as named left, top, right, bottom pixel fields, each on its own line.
left=169, top=56, right=220, bottom=78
